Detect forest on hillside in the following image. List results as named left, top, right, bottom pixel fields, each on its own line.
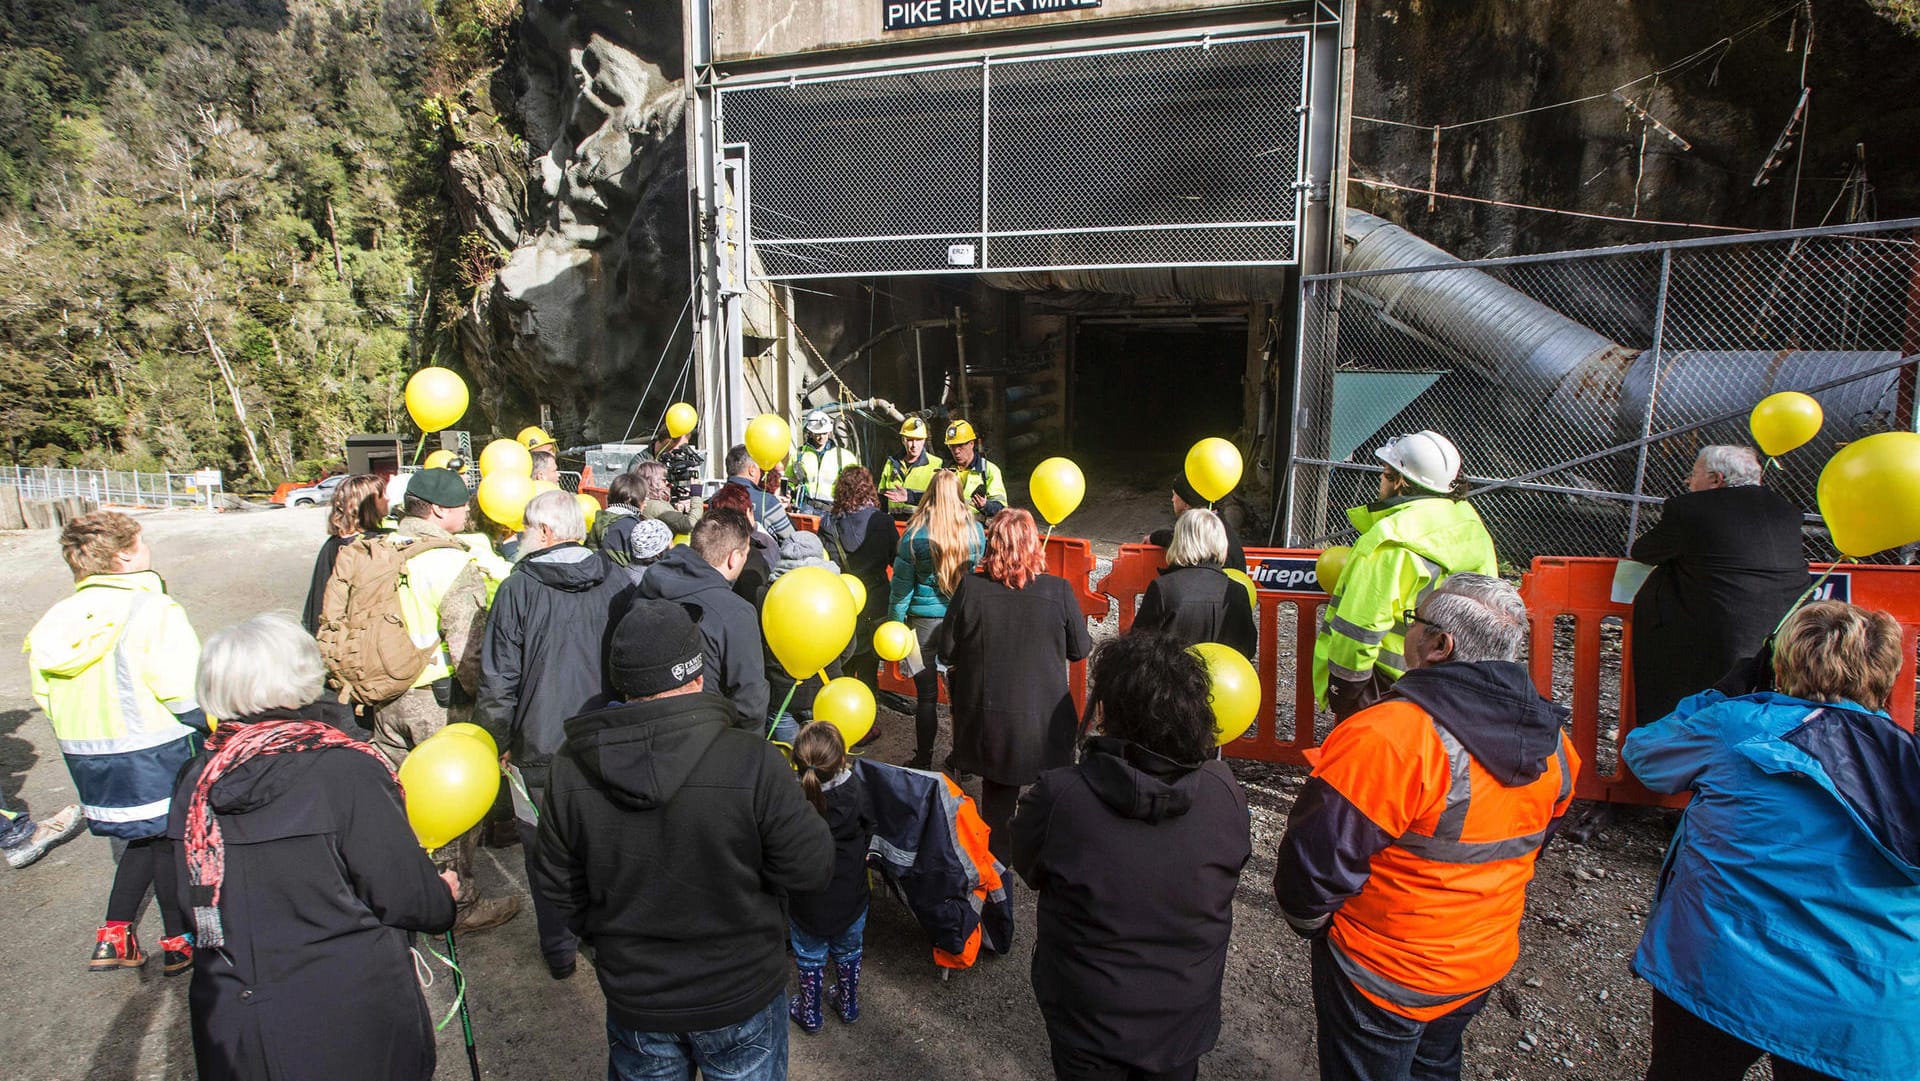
left=0, top=0, right=513, bottom=485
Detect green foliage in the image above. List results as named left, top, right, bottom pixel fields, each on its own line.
left=0, top=1, right=483, bottom=481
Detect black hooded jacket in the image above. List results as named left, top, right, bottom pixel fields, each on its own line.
left=635, top=546, right=769, bottom=728
left=1009, top=737, right=1252, bottom=1072
left=534, top=691, right=833, bottom=1033
left=1134, top=564, right=1258, bottom=659
left=166, top=702, right=454, bottom=1081
left=473, top=543, right=635, bottom=786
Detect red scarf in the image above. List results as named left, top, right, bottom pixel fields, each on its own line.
left=185, top=720, right=398, bottom=947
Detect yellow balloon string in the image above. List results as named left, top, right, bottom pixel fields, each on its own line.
left=766, top=683, right=802, bottom=740
left=1771, top=555, right=1857, bottom=638
left=1044, top=523, right=1055, bottom=545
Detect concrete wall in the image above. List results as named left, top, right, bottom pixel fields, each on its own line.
left=710, top=0, right=1285, bottom=63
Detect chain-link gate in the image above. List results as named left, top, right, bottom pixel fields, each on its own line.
left=1288, top=215, right=1920, bottom=564
left=716, top=28, right=1308, bottom=279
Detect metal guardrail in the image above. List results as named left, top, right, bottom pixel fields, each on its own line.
left=4, top=465, right=226, bottom=510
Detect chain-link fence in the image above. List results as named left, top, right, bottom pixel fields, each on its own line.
left=1288, top=215, right=1920, bottom=564
left=5, top=465, right=225, bottom=510
left=716, top=28, right=1307, bottom=279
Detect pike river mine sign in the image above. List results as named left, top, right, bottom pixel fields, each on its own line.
left=885, top=0, right=1102, bottom=32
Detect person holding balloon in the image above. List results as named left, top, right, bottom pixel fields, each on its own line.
left=1146, top=473, right=1247, bottom=573
left=1134, top=508, right=1257, bottom=660
left=726, top=441, right=800, bottom=551
left=1008, top=631, right=1251, bottom=1081
left=933, top=509, right=1092, bottom=862
left=817, top=467, right=899, bottom=697
left=636, top=509, right=771, bottom=728
left=167, top=615, right=456, bottom=1081
left=1312, top=430, right=1497, bottom=722
left=1628, top=444, right=1809, bottom=725
left=887, top=471, right=987, bottom=770
left=784, top=721, right=878, bottom=1034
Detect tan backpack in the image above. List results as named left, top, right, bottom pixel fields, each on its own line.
left=316, top=535, right=462, bottom=707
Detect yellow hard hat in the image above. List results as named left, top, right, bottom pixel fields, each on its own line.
left=944, top=419, right=977, bottom=446
left=423, top=449, right=457, bottom=470
left=517, top=425, right=555, bottom=450
left=899, top=417, right=930, bottom=439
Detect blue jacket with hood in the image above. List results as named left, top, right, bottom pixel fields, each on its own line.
left=1623, top=690, right=1920, bottom=1081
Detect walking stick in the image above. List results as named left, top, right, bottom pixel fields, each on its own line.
left=443, top=929, right=483, bottom=1081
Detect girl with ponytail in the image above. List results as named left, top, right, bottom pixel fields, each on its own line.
left=784, top=723, right=877, bottom=1035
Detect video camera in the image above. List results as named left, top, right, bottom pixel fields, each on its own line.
left=660, top=443, right=704, bottom=506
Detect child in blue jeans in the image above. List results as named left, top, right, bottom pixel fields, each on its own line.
left=787, top=722, right=876, bottom=1033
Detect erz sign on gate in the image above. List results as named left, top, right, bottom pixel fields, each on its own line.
left=885, top=0, right=1102, bottom=32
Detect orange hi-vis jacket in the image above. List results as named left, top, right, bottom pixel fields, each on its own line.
left=1275, top=661, right=1579, bottom=1021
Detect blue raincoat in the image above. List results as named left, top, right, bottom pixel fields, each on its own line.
left=1623, top=691, right=1920, bottom=1080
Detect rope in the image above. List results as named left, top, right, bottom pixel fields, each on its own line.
left=417, top=940, right=467, bottom=1032
left=1350, top=177, right=1755, bottom=233
left=619, top=295, right=694, bottom=444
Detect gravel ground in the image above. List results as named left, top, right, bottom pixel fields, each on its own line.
left=0, top=505, right=1681, bottom=1080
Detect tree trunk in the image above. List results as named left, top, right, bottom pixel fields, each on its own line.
left=201, top=323, right=269, bottom=481
left=326, top=200, right=346, bottom=281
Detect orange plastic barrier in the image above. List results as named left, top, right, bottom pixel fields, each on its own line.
left=1097, top=544, right=1334, bottom=767
left=1521, top=557, right=1920, bottom=807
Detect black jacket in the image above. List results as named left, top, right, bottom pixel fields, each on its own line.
left=788, top=770, right=877, bottom=938
left=636, top=547, right=769, bottom=728
left=1149, top=519, right=1247, bottom=573
left=1010, top=737, right=1251, bottom=1072
left=818, top=506, right=899, bottom=633
left=1135, top=565, right=1257, bottom=658
left=935, top=572, right=1093, bottom=785
left=533, top=692, right=833, bottom=1032
left=473, top=543, right=635, bottom=786
left=166, top=704, right=454, bottom=1081
left=1629, top=485, right=1807, bottom=722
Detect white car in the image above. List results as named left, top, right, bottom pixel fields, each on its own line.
left=285, top=474, right=345, bottom=507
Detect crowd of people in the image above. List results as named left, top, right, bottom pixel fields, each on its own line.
left=10, top=417, right=1917, bottom=1081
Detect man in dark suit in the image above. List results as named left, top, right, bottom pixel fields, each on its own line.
left=1630, top=445, right=1808, bottom=724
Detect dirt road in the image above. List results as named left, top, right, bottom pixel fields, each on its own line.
left=0, top=506, right=1667, bottom=1080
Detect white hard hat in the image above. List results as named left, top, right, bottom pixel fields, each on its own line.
left=803, top=411, right=834, bottom=435
left=1374, top=430, right=1462, bottom=493
left=384, top=472, right=413, bottom=509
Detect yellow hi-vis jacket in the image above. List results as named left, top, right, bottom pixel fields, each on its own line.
left=25, top=571, right=203, bottom=838
left=880, top=450, right=944, bottom=516
left=1312, top=495, right=1498, bottom=704
left=388, top=521, right=488, bottom=690
left=793, top=441, right=859, bottom=511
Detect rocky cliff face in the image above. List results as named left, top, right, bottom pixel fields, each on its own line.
left=447, top=0, right=689, bottom=446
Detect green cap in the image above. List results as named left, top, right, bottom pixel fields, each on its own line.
left=406, top=467, right=469, bottom=508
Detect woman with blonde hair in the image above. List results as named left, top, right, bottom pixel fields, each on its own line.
left=1623, top=600, right=1920, bottom=1081
left=934, top=509, right=1090, bottom=860
left=886, top=470, right=985, bottom=769
left=302, top=474, right=387, bottom=632
left=1134, top=507, right=1256, bottom=658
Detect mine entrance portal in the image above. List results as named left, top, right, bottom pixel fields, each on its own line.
left=1072, top=315, right=1248, bottom=483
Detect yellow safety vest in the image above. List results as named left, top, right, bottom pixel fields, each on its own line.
left=879, top=451, right=944, bottom=515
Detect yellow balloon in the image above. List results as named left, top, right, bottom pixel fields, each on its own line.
left=813, top=677, right=876, bottom=747
left=479, top=438, right=533, bottom=478
left=666, top=402, right=698, bottom=438
left=1029, top=457, right=1086, bottom=525
left=532, top=479, right=561, bottom=495
left=1185, top=438, right=1243, bottom=503
left=1817, top=430, right=1920, bottom=557
left=423, top=449, right=457, bottom=470
left=672, top=532, right=691, bottom=547
left=1750, top=392, right=1824, bottom=458
left=575, top=492, right=601, bottom=530
left=1315, top=545, right=1353, bottom=593
left=1190, top=641, right=1260, bottom=745
left=405, top=367, right=469, bottom=433
left=439, top=722, right=498, bottom=758
left=397, top=730, right=501, bottom=850
left=1223, top=567, right=1258, bottom=610
left=477, top=472, right=535, bottom=530
left=873, top=620, right=915, bottom=663
left=839, top=573, right=867, bottom=613
left=746, top=413, right=792, bottom=471
left=762, top=565, right=856, bottom=678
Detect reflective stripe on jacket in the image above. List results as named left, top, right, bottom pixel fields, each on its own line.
left=390, top=525, right=484, bottom=688
left=793, top=442, right=858, bottom=510
left=26, top=571, right=202, bottom=837
left=879, top=451, right=944, bottom=515
left=1312, top=495, right=1497, bottom=704
left=1275, top=665, right=1576, bottom=1022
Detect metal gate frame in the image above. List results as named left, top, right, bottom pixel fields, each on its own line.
left=711, top=22, right=1314, bottom=281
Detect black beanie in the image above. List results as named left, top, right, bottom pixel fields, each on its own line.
left=1171, top=472, right=1204, bottom=507
left=609, top=600, right=706, bottom=698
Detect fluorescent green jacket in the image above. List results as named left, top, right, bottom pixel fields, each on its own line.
left=388, top=520, right=488, bottom=690
left=26, top=571, right=202, bottom=836
left=792, top=441, right=859, bottom=511
left=879, top=450, right=944, bottom=516
left=1312, top=496, right=1498, bottom=704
